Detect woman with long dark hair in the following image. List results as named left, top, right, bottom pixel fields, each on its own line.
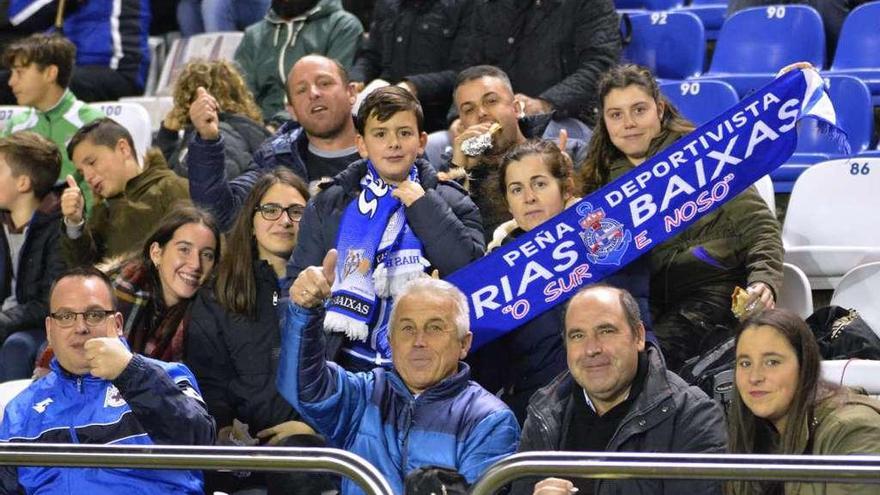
left=729, top=308, right=880, bottom=495
left=579, top=64, right=783, bottom=372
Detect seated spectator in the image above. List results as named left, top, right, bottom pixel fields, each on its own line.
left=729, top=309, right=880, bottom=495
left=187, top=54, right=361, bottom=230
left=0, top=132, right=64, bottom=381
left=61, top=118, right=190, bottom=266
left=448, top=65, right=589, bottom=241
left=289, top=86, right=483, bottom=371
left=235, top=0, right=363, bottom=122
left=176, top=0, right=271, bottom=36
left=468, top=139, right=652, bottom=423
left=156, top=59, right=270, bottom=180
left=579, top=64, right=782, bottom=372
left=187, top=170, right=333, bottom=494
left=461, top=0, right=620, bottom=124
left=34, top=206, right=220, bottom=376
left=7, top=0, right=150, bottom=101
left=0, top=266, right=214, bottom=494
left=512, top=285, right=727, bottom=495
left=2, top=33, right=104, bottom=212
left=349, top=0, right=473, bottom=132
left=280, top=270, right=520, bottom=494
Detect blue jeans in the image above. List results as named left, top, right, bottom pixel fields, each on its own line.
left=178, top=0, right=269, bottom=35
left=0, top=328, right=45, bottom=381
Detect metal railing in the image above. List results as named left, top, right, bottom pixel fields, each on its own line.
left=469, top=452, right=880, bottom=495
left=0, top=444, right=394, bottom=495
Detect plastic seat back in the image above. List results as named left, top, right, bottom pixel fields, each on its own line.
left=831, top=2, right=880, bottom=71
left=95, top=102, right=154, bottom=159
left=796, top=75, right=872, bottom=155
left=659, top=79, right=738, bottom=126
left=624, top=11, right=705, bottom=79
left=831, top=262, right=880, bottom=339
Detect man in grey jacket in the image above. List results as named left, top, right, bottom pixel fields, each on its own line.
left=513, top=285, right=727, bottom=495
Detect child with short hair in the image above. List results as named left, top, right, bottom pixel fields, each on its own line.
left=289, top=85, right=484, bottom=372
left=61, top=118, right=190, bottom=267
left=0, top=131, right=65, bottom=380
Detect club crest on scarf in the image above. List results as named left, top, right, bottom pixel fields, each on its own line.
left=447, top=68, right=850, bottom=350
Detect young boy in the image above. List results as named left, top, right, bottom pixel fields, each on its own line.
left=61, top=118, right=190, bottom=267
left=289, top=85, right=484, bottom=372
left=2, top=33, right=105, bottom=213
left=0, top=132, right=65, bottom=380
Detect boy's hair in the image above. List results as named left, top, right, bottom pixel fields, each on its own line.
left=0, top=131, right=62, bottom=199
left=67, top=118, right=137, bottom=160
left=355, top=85, right=424, bottom=135
left=2, top=33, right=76, bottom=89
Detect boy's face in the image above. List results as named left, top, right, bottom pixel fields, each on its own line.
left=356, top=110, right=427, bottom=184
left=9, top=61, right=55, bottom=109
left=0, top=153, right=24, bottom=209
left=70, top=138, right=131, bottom=199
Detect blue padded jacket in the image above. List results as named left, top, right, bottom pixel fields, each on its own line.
left=277, top=303, right=520, bottom=495
left=0, top=354, right=214, bottom=494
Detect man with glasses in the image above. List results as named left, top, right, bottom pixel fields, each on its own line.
left=0, top=266, right=215, bottom=495
left=278, top=265, right=520, bottom=494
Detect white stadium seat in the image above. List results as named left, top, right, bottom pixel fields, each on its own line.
left=120, top=96, right=175, bottom=133
left=0, top=379, right=31, bottom=422
left=155, top=32, right=244, bottom=96
left=778, top=262, right=813, bottom=319
left=822, top=359, right=880, bottom=397
left=830, top=261, right=880, bottom=339
left=753, top=174, right=775, bottom=217
left=95, top=102, right=153, bottom=160
left=0, top=105, right=28, bottom=131
left=782, top=157, right=880, bottom=290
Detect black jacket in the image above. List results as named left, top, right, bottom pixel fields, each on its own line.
left=511, top=346, right=727, bottom=495
left=350, top=0, right=474, bottom=131
left=185, top=260, right=299, bottom=435
left=0, top=196, right=65, bottom=341
left=462, top=0, right=621, bottom=123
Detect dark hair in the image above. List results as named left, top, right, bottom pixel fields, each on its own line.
left=49, top=266, right=118, bottom=310
left=140, top=205, right=221, bottom=302
left=2, top=33, right=76, bottom=88
left=0, top=131, right=62, bottom=198
left=454, top=65, right=513, bottom=95
left=564, top=284, right=643, bottom=338
left=579, top=64, right=695, bottom=194
left=215, top=168, right=309, bottom=317
left=498, top=139, right=574, bottom=204
left=356, top=85, right=424, bottom=134
left=285, top=55, right=350, bottom=102
left=67, top=118, right=138, bottom=161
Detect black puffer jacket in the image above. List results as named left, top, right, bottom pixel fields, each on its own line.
left=157, top=112, right=271, bottom=181
left=0, top=195, right=65, bottom=341
left=350, top=0, right=474, bottom=132
left=461, top=0, right=620, bottom=124
left=185, top=261, right=299, bottom=435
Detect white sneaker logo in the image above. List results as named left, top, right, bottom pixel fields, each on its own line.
left=32, top=398, right=53, bottom=413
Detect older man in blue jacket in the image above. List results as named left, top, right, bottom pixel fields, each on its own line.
left=279, top=250, right=520, bottom=494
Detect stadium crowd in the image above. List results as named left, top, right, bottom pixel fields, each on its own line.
left=0, top=0, right=879, bottom=494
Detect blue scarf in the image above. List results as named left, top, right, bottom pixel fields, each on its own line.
left=447, top=69, right=850, bottom=350
left=325, top=161, right=429, bottom=345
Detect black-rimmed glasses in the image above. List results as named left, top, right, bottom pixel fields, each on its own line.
left=255, top=203, right=305, bottom=222
left=49, top=310, right=116, bottom=328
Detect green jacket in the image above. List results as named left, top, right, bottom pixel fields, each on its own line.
left=2, top=90, right=104, bottom=212
left=234, top=0, right=364, bottom=121
left=60, top=149, right=190, bottom=267
left=607, top=131, right=783, bottom=308
left=788, top=392, right=880, bottom=495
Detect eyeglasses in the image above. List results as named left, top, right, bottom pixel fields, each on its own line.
left=255, top=203, right=305, bottom=222
left=49, top=309, right=116, bottom=328
left=395, top=324, right=454, bottom=340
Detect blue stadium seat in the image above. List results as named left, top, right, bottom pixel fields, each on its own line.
left=771, top=75, right=873, bottom=192
left=623, top=11, right=705, bottom=79
left=827, top=2, right=880, bottom=105
left=659, top=79, right=738, bottom=126
left=615, top=0, right=682, bottom=9
left=704, top=5, right=825, bottom=97
left=676, top=0, right=727, bottom=41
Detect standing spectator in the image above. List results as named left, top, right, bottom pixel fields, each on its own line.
left=156, top=59, right=270, bottom=180
left=349, top=0, right=474, bottom=132
left=0, top=266, right=214, bottom=495
left=579, top=64, right=782, bottom=371
left=0, top=132, right=64, bottom=381
left=61, top=118, right=191, bottom=266
left=235, top=0, right=363, bottom=122
left=7, top=0, right=151, bottom=100
left=177, top=0, right=272, bottom=37
left=2, top=33, right=104, bottom=213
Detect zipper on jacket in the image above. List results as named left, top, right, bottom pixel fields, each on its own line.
left=273, top=290, right=278, bottom=306
left=527, top=405, right=555, bottom=448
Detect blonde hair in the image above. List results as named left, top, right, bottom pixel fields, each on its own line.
left=169, top=59, right=264, bottom=126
